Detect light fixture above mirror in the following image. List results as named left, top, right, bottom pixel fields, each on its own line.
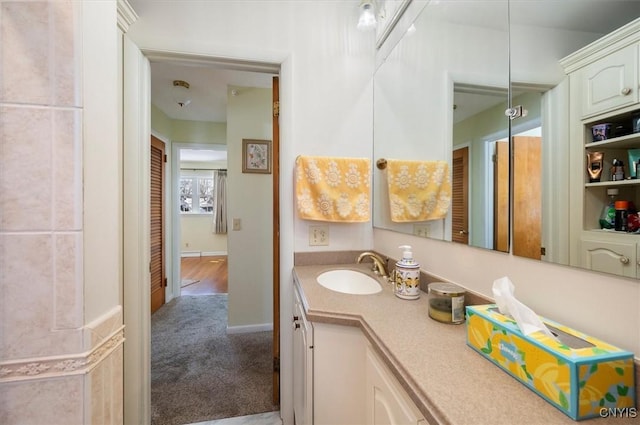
left=357, top=0, right=377, bottom=30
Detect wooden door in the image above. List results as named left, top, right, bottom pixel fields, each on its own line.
left=494, top=141, right=509, bottom=252
left=513, top=136, right=542, bottom=260
left=150, top=136, right=166, bottom=314
left=452, top=147, right=469, bottom=244
left=272, top=76, right=281, bottom=405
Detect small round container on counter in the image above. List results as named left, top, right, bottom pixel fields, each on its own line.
left=427, top=282, right=466, bottom=324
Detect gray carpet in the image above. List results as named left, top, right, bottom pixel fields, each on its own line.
left=151, top=294, right=278, bottom=425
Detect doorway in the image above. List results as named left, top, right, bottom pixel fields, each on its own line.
left=122, top=43, right=282, bottom=424
left=176, top=146, right=229, bottom=296
left=148, top=59, right=280, bottom=424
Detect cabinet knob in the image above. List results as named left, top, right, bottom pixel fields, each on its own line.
left=293, top=315, right=299, bottom=322
left=620, top=256, right=630, bottom=264
left=621, top=87, right=632, bottom=96
left=293, top=322, right=300, bottom=330
left=459, top=230, right=469, bottom=235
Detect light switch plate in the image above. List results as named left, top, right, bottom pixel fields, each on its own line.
left=232, top=218, right=241, bottom=231
left=309, top=225, right=329, bottom=246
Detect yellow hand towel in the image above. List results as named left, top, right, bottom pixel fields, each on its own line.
left=386, top=159, right=451, bottom=222
left=295, top=156, right=371, bottom=222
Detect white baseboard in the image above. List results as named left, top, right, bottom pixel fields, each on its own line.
left=226, top=323, right=273, bottom=334
left=202, top=251, right=228, bottom=256
left=181, top=250, right=228, bottom=258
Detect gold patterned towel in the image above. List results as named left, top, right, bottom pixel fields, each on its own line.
left=295, top=156, right=371, bottom=222
left=386, top=159, right=451, bottom=222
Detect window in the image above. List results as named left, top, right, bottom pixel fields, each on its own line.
left=180, top=170, right=214, bottom=214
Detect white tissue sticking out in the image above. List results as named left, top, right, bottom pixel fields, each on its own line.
left=492, top=276, right=558, bottom=341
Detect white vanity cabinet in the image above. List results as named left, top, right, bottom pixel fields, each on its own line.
left=293, top=280, right=428, bottom=425
left=580, top=238, right=639, bottom=277
left=312, top=321, right=367, bottom=425
left=366, top=346, right=428, bottom=425
left=293, top=285, right=313, bottom=425
left=578, top=43, right=638, bottom=118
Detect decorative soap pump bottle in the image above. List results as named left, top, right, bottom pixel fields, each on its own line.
left=393, top=245, right=421, bottom=300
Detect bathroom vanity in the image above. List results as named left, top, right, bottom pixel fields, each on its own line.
left=292, top=263, right=638, bottom=425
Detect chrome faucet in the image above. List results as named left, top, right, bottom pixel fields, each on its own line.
left=356, top=251, right=389, bottom=279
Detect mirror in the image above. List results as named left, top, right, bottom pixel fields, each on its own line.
left=373, top=0, right=510, bottom=250
left=373, top=1, right=640, bottom=275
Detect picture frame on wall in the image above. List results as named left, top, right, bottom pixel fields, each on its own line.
left=242, top=139, right=272, bottom=174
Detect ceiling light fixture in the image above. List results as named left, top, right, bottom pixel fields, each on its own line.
left=357, top=0, right=377, bottom=30
left=172, top=80, right=191, bottom=108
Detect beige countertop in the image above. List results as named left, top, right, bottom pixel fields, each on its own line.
left=293, top=263, right=638, bottom=425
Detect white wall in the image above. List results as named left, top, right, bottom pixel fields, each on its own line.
left=180, top=215, right=227, bottom=254
left=84, top=0, right=121, bottom=323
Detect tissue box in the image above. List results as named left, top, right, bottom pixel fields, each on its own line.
left=466, top=304, right=635, bottom=420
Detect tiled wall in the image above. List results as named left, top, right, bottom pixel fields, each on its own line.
left=0, top=2, right=123, bottom=424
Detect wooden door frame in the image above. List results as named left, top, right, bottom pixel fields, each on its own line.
left=272, top=76, right=281, bottom=405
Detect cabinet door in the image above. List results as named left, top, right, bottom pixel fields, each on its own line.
left=365, top=347, right=427, bottom=425
left=580, top=238, right=637, bottom=277
left=581, top=43, right=638, bottom=118
left=293, top=287, right=313, bottom=425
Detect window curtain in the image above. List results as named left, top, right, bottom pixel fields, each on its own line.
left=212, top=170, right=227, bottom=234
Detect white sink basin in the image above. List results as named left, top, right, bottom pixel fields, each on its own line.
left=316, top=269, right=382, bottom=295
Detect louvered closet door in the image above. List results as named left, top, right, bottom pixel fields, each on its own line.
left=452, top=147, right=469, bottom=244
left=150, top=136, right=165, bottom=314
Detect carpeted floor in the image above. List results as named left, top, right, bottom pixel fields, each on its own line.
left=151, top=294, right=278, bottom=425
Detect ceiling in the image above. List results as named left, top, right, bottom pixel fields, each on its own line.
left=151, top=61, right=275, bottom=123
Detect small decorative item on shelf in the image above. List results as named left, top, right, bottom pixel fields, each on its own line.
left=611, top=158, right=625, bottom=181
left=586, top=151, right=603, bottom=182
left=591, top=123, right=611, bottom=141
left=627, top=149, right=640, bottom=178
left=627, top=212, right=640, bottom=232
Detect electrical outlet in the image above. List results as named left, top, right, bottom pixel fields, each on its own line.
left=232, top=218, right=241, bottom=231
left=309, top=225, right=329, bottom=246
left=413, top=224, right=429, bottom=238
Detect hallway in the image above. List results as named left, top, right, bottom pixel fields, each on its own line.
left=152, top=255, right=276, bottom=424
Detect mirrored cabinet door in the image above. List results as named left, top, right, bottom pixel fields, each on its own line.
left=373, top=0, right=510, bottom=252
left=509, top=1, right=640, bottom=279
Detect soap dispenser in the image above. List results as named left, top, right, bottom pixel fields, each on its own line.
left=394, top=245, right=421, bottom=300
